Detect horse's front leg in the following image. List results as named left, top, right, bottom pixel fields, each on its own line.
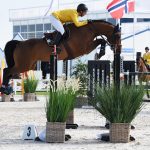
left=87, top=39, right=106, bottom=59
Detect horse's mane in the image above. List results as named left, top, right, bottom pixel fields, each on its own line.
left=92, top=19, right=114, bottom=26
left=64, top=19, right=114, bottom=28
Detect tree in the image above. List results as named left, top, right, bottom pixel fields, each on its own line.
left=71, top=59, right=88, bottom=96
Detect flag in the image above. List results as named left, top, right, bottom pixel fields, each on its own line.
left=107, top=0, right=135, bottom=19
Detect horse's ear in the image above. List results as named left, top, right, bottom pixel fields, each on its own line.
left=114, top=24, right=121, bottom=33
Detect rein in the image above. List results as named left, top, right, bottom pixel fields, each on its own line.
left=139, top=57, right=149, bottom=72
left=88, top=21, right=115, bottom=47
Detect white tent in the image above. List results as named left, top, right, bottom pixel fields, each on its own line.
left=13, top=33, right=24, bottom=41
left=0, top=48, right=4, bottom=60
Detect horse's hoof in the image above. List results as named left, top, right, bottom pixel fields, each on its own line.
left=0, top=86, right=13, bottom=95
left=0, top=87, right=10, bottom=95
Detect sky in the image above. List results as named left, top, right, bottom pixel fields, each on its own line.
left=0, top=0, right=150, bottom=49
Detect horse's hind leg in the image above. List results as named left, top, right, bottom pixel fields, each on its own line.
left=0, top=68, right=13, bottom=95
left=2, top=68, right=12, bottom=86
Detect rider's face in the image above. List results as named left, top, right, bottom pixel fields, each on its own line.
left=79, top=11, right=87, bottom=17
left=145, top=50, right=149, bottom=53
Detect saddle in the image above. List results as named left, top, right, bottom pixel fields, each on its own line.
left=44, top=28, right=70, bottom=46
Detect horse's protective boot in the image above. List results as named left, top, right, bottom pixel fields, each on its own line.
left=0, top=85, right=13, bottom=95
left=98, top=41, right=106, bottom=59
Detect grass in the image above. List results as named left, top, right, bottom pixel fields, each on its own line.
left=16, top=91, right=48, bottom=95
left=46, top=88, right=77, bottom=122
left=91, top=84, right=144, bottom=123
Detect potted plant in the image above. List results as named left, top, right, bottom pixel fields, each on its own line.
left=23, top=77, right=38, bottom=101
left=71, top=59, right=88, bottom=108
left=45, top=87, right=76, bottom=143
left=91, top=84, right=144, bottom=143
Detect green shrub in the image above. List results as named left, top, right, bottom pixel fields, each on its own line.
left=91, top=85, right=144, bottom=123
left=23, top=78, right=38, bottom=93
left=71, top=59, right=88, bottom=96
left=46, top=87, right=77, bottom=122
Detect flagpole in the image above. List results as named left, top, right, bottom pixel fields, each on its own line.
left=133, top=11, right=135, bottom=59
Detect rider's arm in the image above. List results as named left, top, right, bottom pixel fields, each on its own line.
left=71, top=13, right=87, bottom=27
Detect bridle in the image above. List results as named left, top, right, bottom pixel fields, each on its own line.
left=138, top=57, right=149, bottom=71
left=88, top=21, right=121, bottom=49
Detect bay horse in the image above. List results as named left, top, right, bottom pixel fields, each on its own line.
left=137, top=57, right=150, bottom=98
left=0, top=20, right=121, bottom=95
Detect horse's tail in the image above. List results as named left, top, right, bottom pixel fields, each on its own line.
left=4, top=40, right=20, bottom=68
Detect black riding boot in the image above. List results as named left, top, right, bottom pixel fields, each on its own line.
left=53, top=32, right=63, bottom=46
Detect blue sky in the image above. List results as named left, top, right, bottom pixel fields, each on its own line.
left=0, top=0, right=149, bottom=49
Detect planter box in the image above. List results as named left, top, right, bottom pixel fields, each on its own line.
left=66, top=110, right=74, bottom=124
left=1, top=94, right=11, bottom=102
left=75, top=96, right=88, bottom=108
left=46, top=122, right=66, bottom=143
left=110, top=123, right=130, bottom=143
left=24, top=93, right=36, bottom=101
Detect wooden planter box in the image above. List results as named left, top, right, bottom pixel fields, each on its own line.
left=66, top=110, right=74, bottom=124
left=75, top=96, right=88, bottom=108
left=110, top=123, right=130, bottom=143
left=1, top=94, right=11, bottom=102
left=24, top=93, right=36, bottom=101
left=46, top=122, right=66, bottom=143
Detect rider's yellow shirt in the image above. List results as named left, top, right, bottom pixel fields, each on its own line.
left=52, top=9, right=87, bottom=27
left=143, top=52, right=150, bottom=65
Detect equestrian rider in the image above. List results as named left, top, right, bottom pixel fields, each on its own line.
left=143, top=47, right=150, bottom=67
left=50, top=3, right=90, bottom=46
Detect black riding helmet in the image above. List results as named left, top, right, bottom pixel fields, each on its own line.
left=77, top=3, right=88, bottom=12
left=145, top=47, right=149, bottom=50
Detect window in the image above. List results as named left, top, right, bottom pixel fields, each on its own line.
left=137, top=18, right=150, bottom=22
left=21, top=33, right=27, bottom=39
left=13, top=26, right=20, bottom=33
left=44, top=23, right=51, bottom=31
left=28, top=24, right=35, bottom=32
left=107, top=18, right=116, bottom=25
left=36, top=32, right=44, bottom=38
left=21, top=25, right=27, bottom=32
left=28, top=33, right=35, bottom=39
left=36, top=24, right=43, bottom=31
left=121, top=18, right=133, bottom=23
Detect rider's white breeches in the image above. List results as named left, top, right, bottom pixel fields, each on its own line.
left=50, top=15, right=65, bottom=35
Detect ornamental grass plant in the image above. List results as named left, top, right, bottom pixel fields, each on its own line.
left=23, top=77, right=38, bottom=93
left=91, top=84, right=144, bottom=123
left=46, top=87, right=77, bottom=122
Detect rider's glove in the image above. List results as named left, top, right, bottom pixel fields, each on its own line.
left=87, top=19, right=93, bottom=23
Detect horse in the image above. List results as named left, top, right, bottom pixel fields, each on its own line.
left=0, top=20, right=121, bottom=95
left=137, top=57, right=150, bottom=98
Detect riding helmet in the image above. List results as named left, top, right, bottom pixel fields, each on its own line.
left=77, top=3, right=88, bottom=12
left=145, top=47, right=149, bottom=50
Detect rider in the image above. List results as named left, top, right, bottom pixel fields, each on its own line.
left=49, top=3, right=90, bottom=46
left=143, top=47, right=150, bottom=68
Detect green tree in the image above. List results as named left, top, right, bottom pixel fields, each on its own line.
left=71, top=59, right=88, bottom=96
